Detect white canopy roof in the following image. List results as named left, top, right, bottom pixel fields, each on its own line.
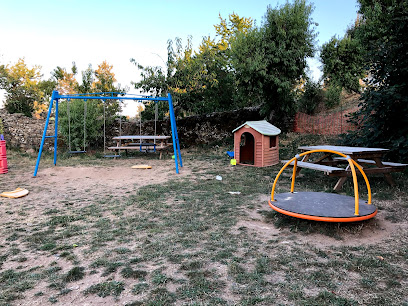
left=232, top=120, right=281, bottom=136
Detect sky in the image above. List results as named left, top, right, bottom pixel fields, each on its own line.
left=0, top=0, right=360, bottom=114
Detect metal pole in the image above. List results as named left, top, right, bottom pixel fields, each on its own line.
left=53, top=98, right=59, bottom=165
left=103, top=101, right=106, bottom=155
left=171, top=96, right=182, bottom=167
left=83, top=99, right=87, bottom=151
left=168, top=94, right=179, bottom=173
left=154, top=102, right=158, bottom=145
left=68, top=100, right=71, bottom=152
left=168, top=93, right=182, bottom=171
left=34, top=90, right=57, bottom=177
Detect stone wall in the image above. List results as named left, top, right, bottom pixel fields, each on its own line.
left=0, top=109, right=56, bottom=152
left=0, top=106, right=264, bottom=151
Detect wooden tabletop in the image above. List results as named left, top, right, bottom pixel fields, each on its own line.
left=113, top=135, right=171, bottom=140
left=298, top=145, right=388, bottom=155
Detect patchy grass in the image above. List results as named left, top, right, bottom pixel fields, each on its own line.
left=0, top=135, right=407, bottom=305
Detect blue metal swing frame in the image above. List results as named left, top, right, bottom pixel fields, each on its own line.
left=33, top=90, right=183, bottom=177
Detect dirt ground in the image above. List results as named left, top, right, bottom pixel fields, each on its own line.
left=0, top=154, right=407, bottom=305
left=1, top=158, right=188, bottom=305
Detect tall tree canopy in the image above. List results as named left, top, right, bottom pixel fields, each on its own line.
left=320, top=33, right=365, bottom=93
left=52, top=61, right=125, bottom=150
left=132, top=2, right=316, bottom=129
left=232, top=0, right=316, bottom=128
left=132, top=13, right=254, bottom=117
left=0, top=58, right=55, bottom=117
left=344, top=0, right=408, bottom=161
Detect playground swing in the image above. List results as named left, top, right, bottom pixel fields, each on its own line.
left=66, top=98, right=87, bottom=154
left=34, top=91, right=183, bottom=177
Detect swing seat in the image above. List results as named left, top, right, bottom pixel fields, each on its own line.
left=131, top=165, right=152, bottom=169
left=68, top=150, right=87, bottom=154
left=1, top=188, right=29, bottom=198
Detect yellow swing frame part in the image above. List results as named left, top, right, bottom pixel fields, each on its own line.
left=269, top=149, right=376, bottom=222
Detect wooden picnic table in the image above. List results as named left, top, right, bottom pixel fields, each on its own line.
left=283, top=145, right=407, bottom=191
left=108, top=135, right=172, bottom=158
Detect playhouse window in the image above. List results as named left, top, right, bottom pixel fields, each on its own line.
left=270, top=136, right=277, bottom=148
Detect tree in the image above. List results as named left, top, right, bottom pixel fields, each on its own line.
left=297, top=77, right=324, bottom=115
left=92, top=61, right=126, bottom=120
left=176, top=13, right=253, bottom=114
left=321, top=35, right=365, bottom=93
left=77, top=65, right=94, bottom=94
left=0, top=58, right=49, bottom=117
left=93, top=61, right=123, bottom=93
left=232, top=0, right=316, bottom=129
left=58, top=99, right=102, bottom=151
left=320, top=27, right=366, bottom=109
left=52, top=61, right=125, bottom=150
left=132, top=13, right=253, bottom=117
left=344, top=0, right=408, bottom=161
left=52, top=63, right=79, bottom=95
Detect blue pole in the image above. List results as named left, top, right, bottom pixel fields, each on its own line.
left=53, top=98, right=59, bottom=165
left=168, top=94, right=182, bottom=168
left=34, top=90, right=57, bottom=177
left=167, top=93, right=179, bottom=174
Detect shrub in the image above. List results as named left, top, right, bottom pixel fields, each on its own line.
left=298, top=80, right=324, bottom=115
left=324, top=84, right=342, bottom=108
left=58, top=99, right=103, bottom=151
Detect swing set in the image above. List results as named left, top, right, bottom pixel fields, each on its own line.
left=33, top=90, right=182, bottom=177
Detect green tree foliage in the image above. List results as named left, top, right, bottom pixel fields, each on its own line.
left=297, top=78, right=324, bottom=115
left=167, top=36, right=217, bottom=115
left=53, top=62, right=125, bottom=150
left=344, top=0, right=408, bottom=161
left=321, top=35, right=365, bottom=93
left=231, top=0, right=316, bottom=129
left=130, top=59, right=167, bottom=97
left=0, top=58, right=56, bottom=117
left=324, top=83, right=343, bottom=108
left=58, top=99, right=102, bottom=151
left=129, top=59, right=169, bottom=121
left=132, top=13, right=253, bottom=117
left=133, top=4, right=315, bottom=129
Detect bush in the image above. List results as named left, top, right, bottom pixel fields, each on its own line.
left=4, top=87, right=37, bottom=117
left=58, top=100, right=103, bottom=151
left=141, top=101, right=169, bottom=121
left=297, top=80, right=324, bottom=115
left=324, top=84, right=342, bottom=108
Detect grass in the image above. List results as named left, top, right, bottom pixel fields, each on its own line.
left=0, top=133, right=407, bottom=305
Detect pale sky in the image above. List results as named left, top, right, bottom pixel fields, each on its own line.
left=0, top=0, right=359, bottom=114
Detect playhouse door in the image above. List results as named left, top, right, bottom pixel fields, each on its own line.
left=240, top=132, right=255, bottom=165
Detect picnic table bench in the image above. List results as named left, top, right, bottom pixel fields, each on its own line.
left=332, top=157, right=407, bottom=169
left=282, top=145, right=407, bottom=191
left=281, top=160, right=345, bottom=175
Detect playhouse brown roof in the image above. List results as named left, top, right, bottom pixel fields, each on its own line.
left=232, top=120, right=281, bottom=136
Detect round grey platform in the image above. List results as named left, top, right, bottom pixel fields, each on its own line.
left=272, top=192, right=377, bottom=218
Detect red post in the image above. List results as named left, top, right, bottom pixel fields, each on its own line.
left=0, top=140, right=8, bottom=174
